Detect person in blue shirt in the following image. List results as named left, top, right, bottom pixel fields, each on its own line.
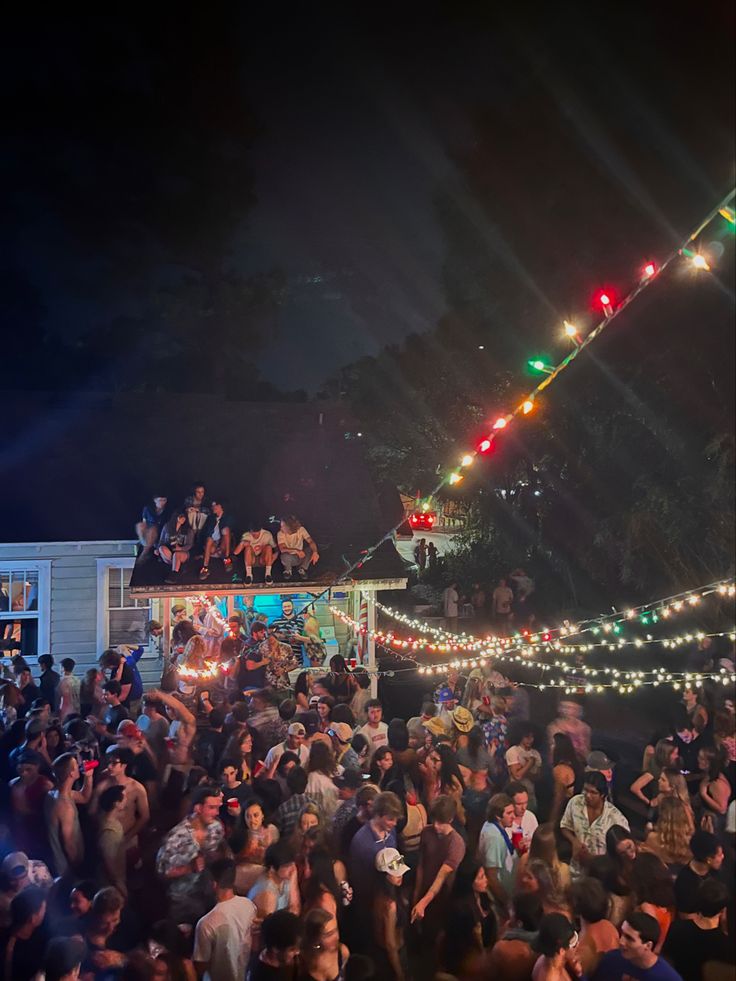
left=199, top=500, right=234, bottom=581
left=136, top=495, right=169, bottom=560
left=593, top=911, right=683, bottom=981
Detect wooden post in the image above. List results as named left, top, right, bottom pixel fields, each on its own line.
left=162, top=597, right=171, bottom=683
left=366, top=590, right=377, bottom=698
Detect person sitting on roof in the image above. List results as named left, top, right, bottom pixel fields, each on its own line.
left=199, top=499, right=234, bottom=581
left=135, top=495, right=169, bottom=561
left=159, top=511, right=195, bottom=582
left=277, top=515, right=320, bottom=581
left=233, top=521, right=278, bottom=586
left=184, top=481, right=211, bottom=543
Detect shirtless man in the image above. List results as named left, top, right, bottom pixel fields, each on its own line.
left=147, top=688, right=197, bottom=776
left=45, top=753, right=94, bottom=877
left=90, top=747, right=150, bottom=852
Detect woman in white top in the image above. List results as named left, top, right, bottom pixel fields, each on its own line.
left=305, top=742, right=340, bottom=820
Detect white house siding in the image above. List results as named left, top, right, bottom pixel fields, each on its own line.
left=0, top=540, right=141, bottom=675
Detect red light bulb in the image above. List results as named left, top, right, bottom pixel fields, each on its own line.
left=594, top=288, right=615, bottom=314
left=642, top=261, right=657, bottom=279
left=479, top=438, right=492, bottom=453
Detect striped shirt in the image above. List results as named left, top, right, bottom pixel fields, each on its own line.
left=270, top=614, right=305, bottom=660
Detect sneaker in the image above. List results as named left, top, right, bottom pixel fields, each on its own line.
left=231, top=573, right=243, bottom=584
left=198, top=567, right=210, bottom=581
left=298, top=568, right=307, bottom=579
left=283, top=570, right=292, bottom=580
left=245, top=574, right=253, bottom=585
left=265, top=574, right=274, bottom=586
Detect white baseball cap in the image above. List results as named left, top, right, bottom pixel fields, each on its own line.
left=375, top=847, right=409, bottom=877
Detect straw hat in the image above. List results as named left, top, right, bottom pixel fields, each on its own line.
left=449, top=706, right=474, bottom=733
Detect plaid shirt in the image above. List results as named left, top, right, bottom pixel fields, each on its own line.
left=273, top=793, right=318, bottom=837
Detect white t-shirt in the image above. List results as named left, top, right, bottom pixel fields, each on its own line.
left=277, top=526, right=312, bottom=551
left=193, top=895, right=256, bottom=981
left=505, top=745, right=542, bottom=775
left=357, top=721, right=389, bottom=759
left=264, top=740, right=310, bottom=772
left=512, top=809, right=538, bottom=843
left=240, top=529, right=276, bottom=550
left=443, top=586, right=459, bottom=617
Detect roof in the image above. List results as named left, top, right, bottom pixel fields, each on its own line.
left=1, top=394, right=409, bottom=590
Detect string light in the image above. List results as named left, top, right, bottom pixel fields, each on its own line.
left=436, top=189, right=734, bottom=489
left=522, top=400, right=535, bottom=414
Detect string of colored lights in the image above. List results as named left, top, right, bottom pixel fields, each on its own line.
left=331, top=603, right=734, bottom=683
left=375, top=577, right=735, bottom=647
left=446, top=190, right=736, bottom=486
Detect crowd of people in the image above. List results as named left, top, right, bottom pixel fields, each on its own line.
left=441, top=570, right=536, bottom=634
left=135, top=483, right=320, bottom=585
left=0, top=607, right=734, bottom=980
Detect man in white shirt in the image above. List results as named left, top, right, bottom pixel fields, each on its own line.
left=233, top=522, right=277, bottom=586
left=443, top=581, right=459, bottom=633
left=505, top=781, right=538, bottom=849
left=492, top=578, right=514, bottom=630
left=193, top=858, right=256, bottom=981
left=277, top=516, right=320, bottom=580
left=357, top=699, right=389, bottom=760
left=264, top=722, right=310, bottom=778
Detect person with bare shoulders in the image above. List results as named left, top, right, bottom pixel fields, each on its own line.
left=533, top=912, right=584, bottom=981
left=148, top=686, right=197, bottom=776
left=90, top=746, right=150, bottom=857
left=45, top=753, right=94, bottom=877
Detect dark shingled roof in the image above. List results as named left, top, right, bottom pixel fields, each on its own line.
left=1, top=394, right=409, bottom=590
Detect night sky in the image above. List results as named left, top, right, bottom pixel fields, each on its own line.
left=4, top=6, right=734, bottom=391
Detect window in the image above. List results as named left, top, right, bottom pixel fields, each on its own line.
left=108, top=567, right=152, bottom=647
left=0, top=563, right=50, bottom=660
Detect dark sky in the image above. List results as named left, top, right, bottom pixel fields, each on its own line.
left=4, top=6, right=734, bottom=391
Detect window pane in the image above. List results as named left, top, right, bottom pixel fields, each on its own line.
left=109, top=568, right=122, bottom=609
left=109, top=609, right=148, bottom=647
left=0, top=572, right=9, bottom=613
left=9, top=572, right=36, bottom=613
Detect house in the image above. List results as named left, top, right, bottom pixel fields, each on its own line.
left=0, top=394, right=408, bottom=691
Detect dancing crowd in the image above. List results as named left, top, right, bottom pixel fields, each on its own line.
left=0, top=624, right=734, bottom=981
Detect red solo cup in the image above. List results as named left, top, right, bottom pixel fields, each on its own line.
left=349, top=658, right=357, bottom=668
left=83, top=760, right=99, bottom=773
left=511, top=830, right=524, bottom=851
left=227, top=798, right=239, bottom=811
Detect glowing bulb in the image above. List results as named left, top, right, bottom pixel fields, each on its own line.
left=522, top=400, right=534, bottom=414
left=461, top=454, right=473, bottom=467
left=599, top=293, right=611, bottom=307
left=563, top=320, right=578, bottom=338
left=448, top=472, right=463, bottom=485
left=691, top=253, right=710, bottom=271
left=493, top=417, right=508, bottom=430
left=479, top=439, right=492, bottom=453
left=642, top=261, right=657, bottom=279
left=719, top=206, right=735, bottom=224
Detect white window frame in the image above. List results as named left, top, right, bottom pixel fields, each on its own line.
left=0, top=560, right=51, bottom=657
left=96, top=558, right=154, bottom=653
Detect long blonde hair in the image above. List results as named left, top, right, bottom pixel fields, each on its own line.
left=529, top=824, right=567, bottom=892
left=655, top=796, right=693, bottom=865
left=659, top=768, right=690, bottom=810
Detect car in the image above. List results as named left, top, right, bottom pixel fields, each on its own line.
left=409, top=510, right=437, bottom=531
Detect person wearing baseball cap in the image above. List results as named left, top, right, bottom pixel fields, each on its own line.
left=264, top=721, right=310, bottom=777
left=115, top=718, right=158, bottom=791
left=0, top=852, right=53, bottom=924
left=329, top=722, right=361, bottom=771
left=373, top=847, right=411, bottom=979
